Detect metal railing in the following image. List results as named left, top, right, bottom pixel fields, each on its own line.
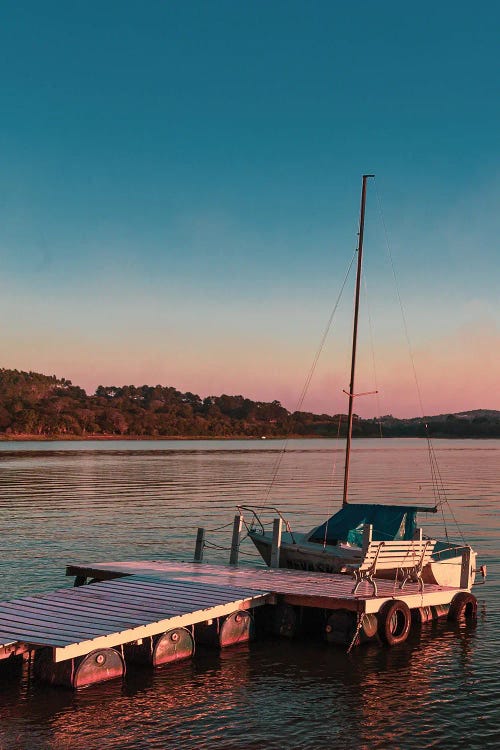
left=237, top=505, right=297, bottom=544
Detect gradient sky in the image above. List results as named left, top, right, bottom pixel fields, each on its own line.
left=0, top=1, right=498, bottom=417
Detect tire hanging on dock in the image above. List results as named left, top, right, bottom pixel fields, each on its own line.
left=377, top=600, right=411, bottom=646
left=447, top=592, right=477, bottom=623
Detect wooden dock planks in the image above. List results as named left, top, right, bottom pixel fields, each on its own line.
left=0, top=574, right=271, bottom=662
left=66, top=560, right=464, bottom=614
left=0, top=559, right=467, bottom=667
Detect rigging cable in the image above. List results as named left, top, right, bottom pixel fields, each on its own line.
left=262, top=249, right=357, bottom=509
left=362, top=272, right=384, bottom=438
left=322, top=411, right=344, bottom=548
left=374, top=181, right=466, bottom=543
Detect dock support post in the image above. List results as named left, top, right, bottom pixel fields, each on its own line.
left=362, top=524, right=373, bottom=554
left=270, top=517, right=282, bottom=568
left=194, top=527, right=205, bottom=563
left=229, top=514, right=243, bottom=565
left=460, top=546, right=472, bottom=589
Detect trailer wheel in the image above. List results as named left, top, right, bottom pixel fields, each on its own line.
left=378, top=600, right=411, bottom=646
left=448, top=592, right=477, bottom=623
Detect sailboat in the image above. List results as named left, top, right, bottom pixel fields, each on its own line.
left=246, top=175, right=480, bottom=590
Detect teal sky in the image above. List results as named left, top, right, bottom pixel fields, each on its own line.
left=0, top=1, right=498, bottom=416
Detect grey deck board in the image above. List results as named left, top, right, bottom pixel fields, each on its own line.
left=69, top=560, right=454, bottom=599
left=0, top=573, right=270, bottom=652
left=1, top=560, right=463, bottom=657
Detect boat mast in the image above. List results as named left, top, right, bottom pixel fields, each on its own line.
left=342, top=174, right=374, bottom=506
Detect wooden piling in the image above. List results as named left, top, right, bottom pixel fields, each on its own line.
left=362, top=523, right=373, bottom=554
left=270, top=517, right=282, bottom=568
left=194, top=527, right=205, bottom=563
left=229, top=514, right=243, bottom=566
left=460, top=546, right=472, bottom=589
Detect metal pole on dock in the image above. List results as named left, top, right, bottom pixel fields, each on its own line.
left=270, top=517, right=282, bottom=568
left=229, top=514, right=243, bottom=565
left=194, top=527, right=205, bottom=562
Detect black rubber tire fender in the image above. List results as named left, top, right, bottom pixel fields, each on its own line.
left=447, top=592, right=477, bottom=622
left=377, top=600, right=412, bottom=646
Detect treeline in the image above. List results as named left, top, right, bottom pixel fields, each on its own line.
left=0, top=369, right=498, bottom=439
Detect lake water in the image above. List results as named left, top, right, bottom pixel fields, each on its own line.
left=0, top=438, right=498, bottom=749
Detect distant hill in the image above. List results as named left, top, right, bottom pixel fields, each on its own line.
left=425, top=409, right=500, bottom=421
left=0, top=368, right=499, bottom=439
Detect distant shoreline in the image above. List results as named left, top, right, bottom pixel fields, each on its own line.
left=0, top=433, right=497, bottom=442
left=1, top=369, right=498, bottom=440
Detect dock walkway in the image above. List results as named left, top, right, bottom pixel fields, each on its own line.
left=0, top=559, right=469, bottom=687
left=66, top=559, right=461, bottom=615
left=0, top=572, right=269, bottom=662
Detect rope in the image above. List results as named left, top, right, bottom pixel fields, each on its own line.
left=204, top=520, right=235, bottom=533
left=261, top=250, right=357, bottom=509
left=203, top=540, right=231, bottom=551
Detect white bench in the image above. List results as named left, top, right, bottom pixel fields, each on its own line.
left=350, top=526, right=436, bottom=596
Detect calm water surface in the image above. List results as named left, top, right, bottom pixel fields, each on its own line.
left=0, top=439, right=498, bottom=749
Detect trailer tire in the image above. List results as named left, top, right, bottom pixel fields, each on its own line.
left=448, top=592, right=477, bottom=623
left=378, top=600, right=411, bottom=646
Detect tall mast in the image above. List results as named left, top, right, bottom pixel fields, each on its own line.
left=342, top=174, right=374, bottom=506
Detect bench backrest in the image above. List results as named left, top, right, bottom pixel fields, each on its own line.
left=358, top=539, right=436, bottom=572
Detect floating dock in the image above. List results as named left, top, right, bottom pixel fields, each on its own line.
left=0, top=572, right=269, bottom=662
left=0, top=557, right=477, bottom=689
left=66, top=559, right=465, bottom=614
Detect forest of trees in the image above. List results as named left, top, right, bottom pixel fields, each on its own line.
left=0, top=368, right=498, bottom=439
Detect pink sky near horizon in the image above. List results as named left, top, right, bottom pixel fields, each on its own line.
left=1, top=176, right=498, bottom=419
left=4, top=312, right=498, bottom=419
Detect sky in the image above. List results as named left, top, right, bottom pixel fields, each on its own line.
left=0, top=1, right=498, bottom=417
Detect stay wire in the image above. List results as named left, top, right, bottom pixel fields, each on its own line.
left=373, top=183, right=426, bottom=421
left=374, top=181, right=465, bottom=543
left=362, top=272, right=384, bottom=438
left=262, top=250, right=357, bottom=508
left=322, top=411, right=343, bottom=548
left=375, top=183, right=442, bottom=499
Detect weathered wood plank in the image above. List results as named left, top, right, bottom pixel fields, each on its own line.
left=67, top=559, right=454, bottom=598
left=41, top=583, right=263, bottom=613
left=53, top=593, right=270, bottom=662
left=0, top=607, right=119, bottom=634
left=0, top=573, right=272, bottom=658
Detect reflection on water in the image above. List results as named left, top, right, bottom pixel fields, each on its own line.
left=0, top=439, right=498, bottom=749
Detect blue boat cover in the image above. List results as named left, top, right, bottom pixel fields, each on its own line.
left=308, top=503, right=424, bottom=547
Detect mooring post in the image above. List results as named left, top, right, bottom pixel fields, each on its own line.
left=362, top=524, right=373, bottom=554
left=229, top=514, right=243, bottom=565
left=194, top=527, right=205, bottom=563
left=460, top=546, right=472, bottom=589
left=270, top=517, right=283, bottom=568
